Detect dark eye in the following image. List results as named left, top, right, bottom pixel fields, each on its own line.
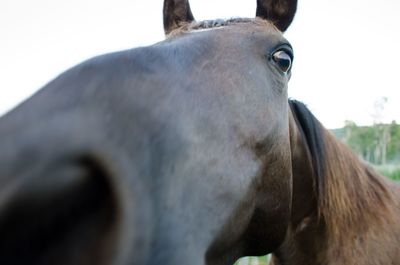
left=272, top=49, right=293, bottom=74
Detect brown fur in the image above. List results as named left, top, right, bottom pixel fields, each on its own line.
left=3, top=0, right=398, bottom=263
left=271, top=102, right=400, bottom=265
left=316, top=129, right=399, bottom=264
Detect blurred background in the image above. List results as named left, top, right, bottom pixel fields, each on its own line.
left=1, top=0, right=399, bottom=264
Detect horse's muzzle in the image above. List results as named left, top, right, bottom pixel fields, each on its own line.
left=0, top=153, right=130, bottom=265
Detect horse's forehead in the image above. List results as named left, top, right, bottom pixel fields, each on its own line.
left=187, top=26, right=227, bottom=33
left=167, top=18, right=281, bottom=39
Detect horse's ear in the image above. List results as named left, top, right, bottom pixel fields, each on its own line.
left=256, top=0, right=297, bottom=32
left=163, top=0, right=195, bottom=35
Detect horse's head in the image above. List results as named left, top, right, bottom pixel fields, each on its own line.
left=0, top=0, right=297, bottom=264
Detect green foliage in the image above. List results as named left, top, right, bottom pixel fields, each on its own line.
left=388, top=121, right=400, bottom=162
left=339, top=121, right=400, bottom=165
left=235, top=255, right=269, bottom=265
left=333, top=121, right=400, bottom=181
left=375, top=165, right=400, bottom=181
left=388, top=170, right=400, bottom=181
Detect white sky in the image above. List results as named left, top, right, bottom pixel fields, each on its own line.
left=0, top=0, right=399, bottom=128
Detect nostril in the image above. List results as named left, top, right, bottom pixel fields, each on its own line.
left=0, top=156, right=119, bottom=265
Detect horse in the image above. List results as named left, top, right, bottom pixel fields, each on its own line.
left=0, top=0, right=399, bottom=264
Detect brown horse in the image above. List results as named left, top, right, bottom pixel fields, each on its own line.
left=0, top=0, right=399, bottom=265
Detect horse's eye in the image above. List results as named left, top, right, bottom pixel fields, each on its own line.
left=272, top=50, right=293, bottom=74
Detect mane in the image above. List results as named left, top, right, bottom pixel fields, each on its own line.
left=289, top=100, right=396, bottom=259
left=167, top=17, right=277, bottom=37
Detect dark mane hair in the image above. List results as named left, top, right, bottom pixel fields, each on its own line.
left=289, top=99, right=396, bottom=261
left=289, top=100, right=326, bottom=204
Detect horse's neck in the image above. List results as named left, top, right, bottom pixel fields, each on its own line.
left=274, top=116, right=400, bottom=265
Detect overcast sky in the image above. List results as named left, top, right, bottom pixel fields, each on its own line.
left=1, top=0, right=399, bottom=128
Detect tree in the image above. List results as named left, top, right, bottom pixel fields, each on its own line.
left=342, top=120, right=400, bottom=165
left=371, top=97, right=389, bottom=165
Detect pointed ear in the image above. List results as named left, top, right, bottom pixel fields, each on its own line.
left=163, top=0, right=195, bottom=35
left=256, top=0, right=297, bottom=32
